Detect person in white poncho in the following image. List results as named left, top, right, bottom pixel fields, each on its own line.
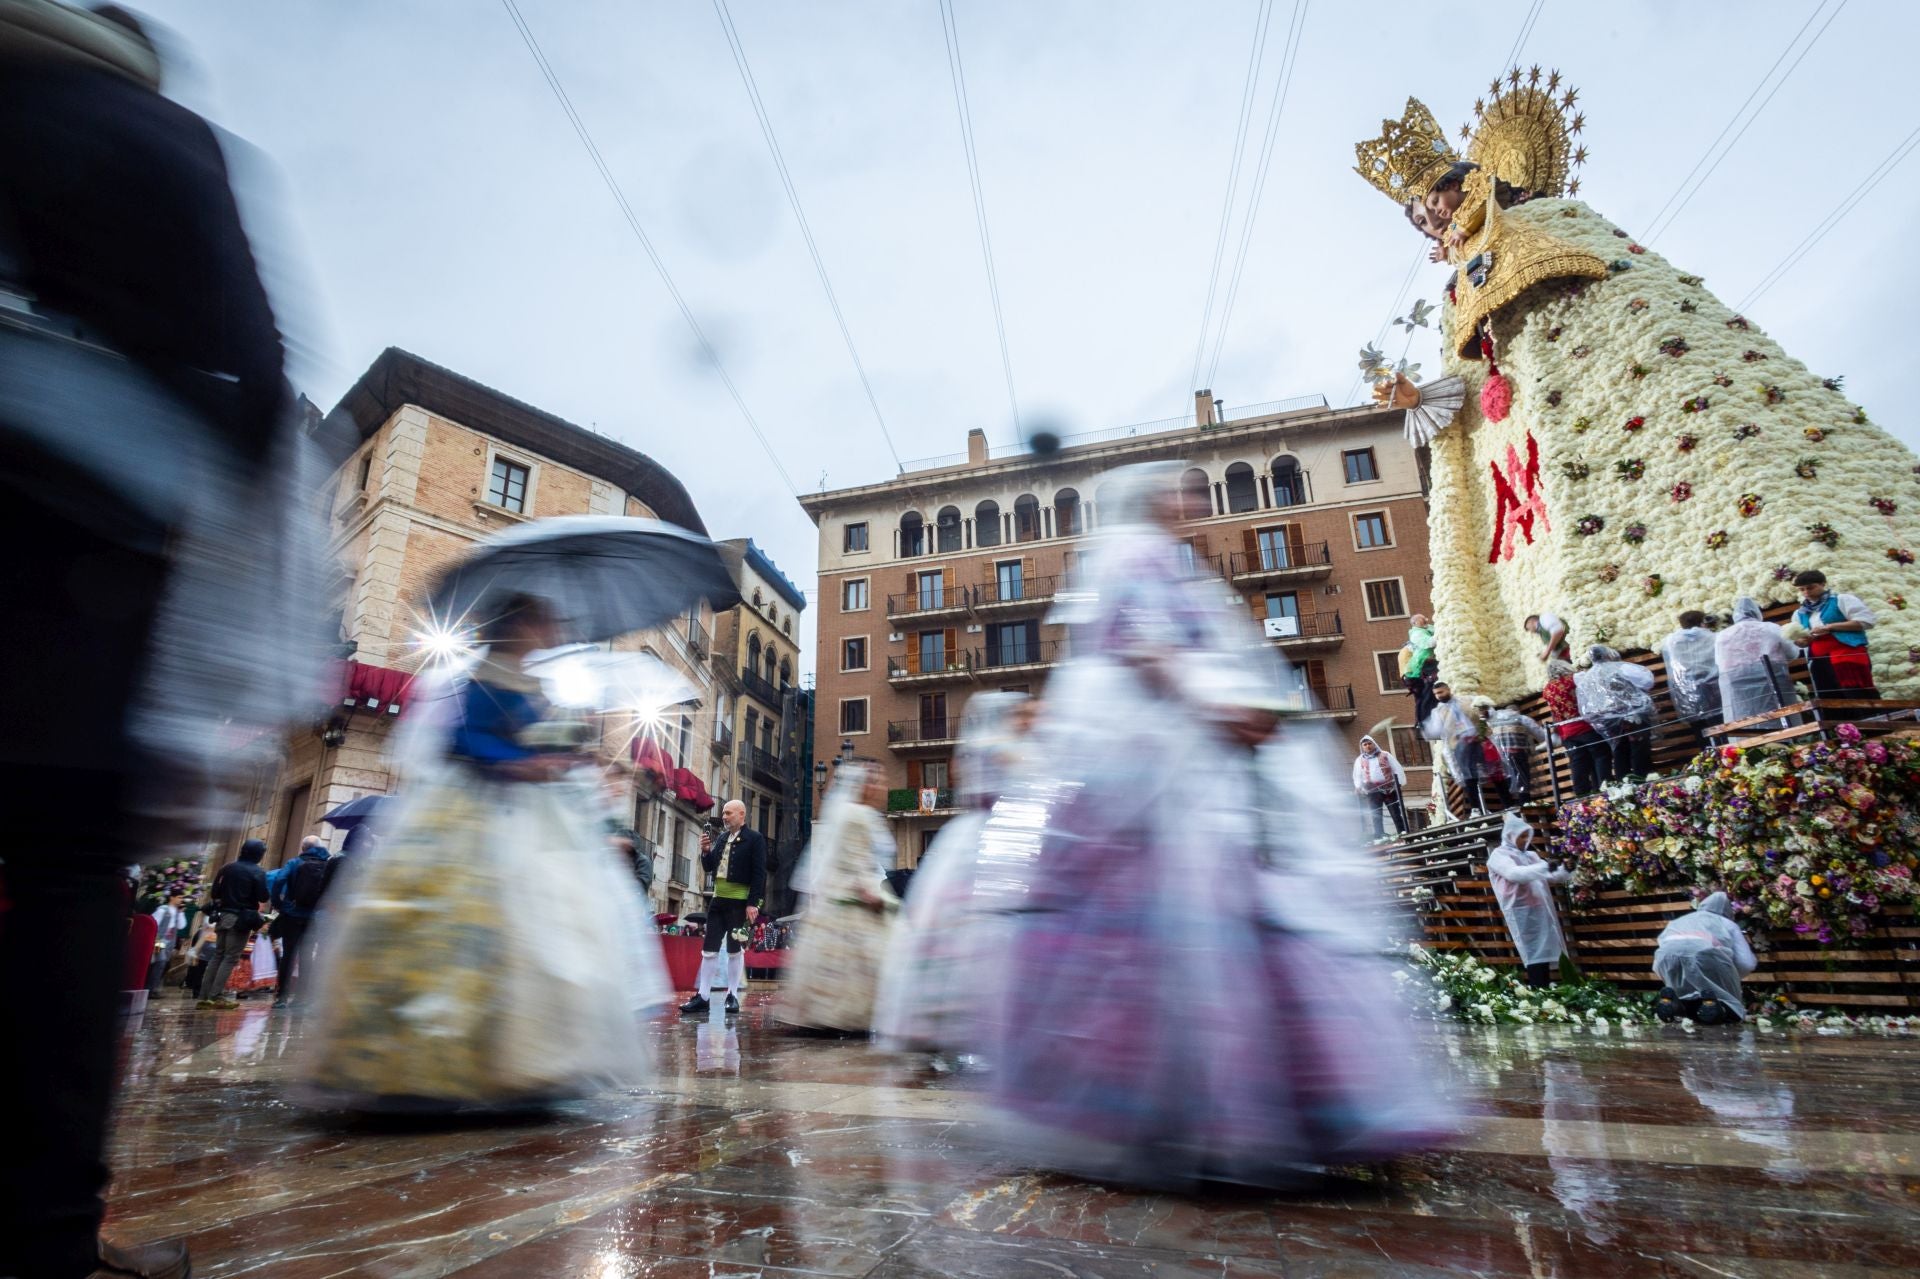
left=1715, top=597, right=1801, bottom=728
left=1350, top=734, right=1407, bottom=840
left=1485, top=811, right=1571, bottom=988
left=1652, top=892, right=1756, bottom=1025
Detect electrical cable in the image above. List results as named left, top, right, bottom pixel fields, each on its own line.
left=710, top=0, right=904, bottom=474
left=499, top=0, right=798, bottom=494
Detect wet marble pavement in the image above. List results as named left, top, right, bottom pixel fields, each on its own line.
left=102, top=992, right=1920, bottom=1278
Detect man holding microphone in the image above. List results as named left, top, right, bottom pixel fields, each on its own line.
left=679, top=799, right=767, bottom=1016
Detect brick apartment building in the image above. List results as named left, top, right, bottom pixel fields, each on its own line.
left=228, top=347, right=760, bottom=921
left=799, top=391, right=1436, bottom=864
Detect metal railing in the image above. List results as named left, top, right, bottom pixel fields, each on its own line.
left=887, top=585, right=968, bottom=616
left=888, top=717, right=958, bottom=746
left=1287, top=683, right=1355, bottom=712
left=686, top=617, right=707, bottom=657
left=886, top=786, right=956, bottom=813
left=888, top=652, right=973, bottom=679
left=974, top=573, right=1058, bottom=607
left=711, top=720, right=733, bottom=755
left=1228, top=540, right=1332, bottom=577
left=897, top=394, right=1329, bottom=472
left=672, top=854, right=694, bottom=887
left=743, top=743, right=785, bottom=788
left=1266, top=610, right=1343, bottom=641
left=741, top=667, right=783, bottom=709
left=978, top=638, right=1065, bottom=671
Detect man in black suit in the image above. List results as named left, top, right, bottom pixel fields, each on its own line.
left=680, top=799, right=766, bottom=1016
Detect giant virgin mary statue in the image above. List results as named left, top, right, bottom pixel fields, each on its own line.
left=1356, top=69, right=1919, bottom=701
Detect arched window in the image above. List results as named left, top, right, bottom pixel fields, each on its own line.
left=975, top=499, right=1002, bottom=547
left=1225, top=462, right=1259, bottom=514
left=936, top=505, right=963, bottom=552
left=899, top=511, right=926, bottom=557
left=779, top=657, right=792, bottom=689
left=1054, top=488, right=1083, bottom=536
left=783, top=617, right=792, bottom=636
left=763, top=647, right=777, bottom=683
left=1014, top=494, right=1041, bottom=543
left=752, top=588, right=763, bottom=607
left=1180, top=468, right=1212, bottom=520
left=746, top=632, right=762, bottom=676
left=1271, top=455, right=1304, bottom=508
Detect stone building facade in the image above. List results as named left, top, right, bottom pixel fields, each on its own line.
left=232, top=348, right=730, bottom=919
left=799, top=392, right=1437, bottom=862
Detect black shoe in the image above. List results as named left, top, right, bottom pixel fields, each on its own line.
left=1652, top=989, right=1683, bottom=1023
left=272, top=998, right=290, bottom=1009
left=678, top=995, right=710, bottom=1015
left=725, top=994, right=740, bottom=1015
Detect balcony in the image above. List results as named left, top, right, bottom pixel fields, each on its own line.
left=1261, top=609, right=1344, bottom=651
left=885, top=786, right=958, bottom=819
left=887, top=717, right=961, bottom=753
left=887, top=584, right=970, bottom=622
left=1228, top=540, right=1333, bottom=585
left=976, top=638, right=1065, bottom=679
left=711, top=719, right=734, bottom=757
left=744, top=743, right=786, bottom=789
left=1280, top=683, right=1357, bottom=721
left=887, top=652, right=974, bottom=686
left=686, top=617, right=708, bottom=659
left=741, top=666, right=783, bottom=710
left=973, top=574, right=1058, bottom=615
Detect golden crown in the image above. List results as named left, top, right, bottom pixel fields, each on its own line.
left=1461, top=67, right=1587, bottom=197
left=1353, top=97, right=1460, bottom=203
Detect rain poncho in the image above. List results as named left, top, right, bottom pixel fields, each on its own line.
left=874, top=692, right=1029, bottom=1053
left=1574, top=646, right=1655, bottom=728
left=977, top=461, right=1455, bottom=1188
left=1351, top=736, right=1405, bottom=793
left=778, top=761, right=900, bottom=1032
left=1660, top=626, right=1722, bottom=723
left=299, top=657, right=669, bottom=1112
left=1715, top=598, right=1800, bottom=723
left=1484, top=811, right=1570, bottom=966
left=1651, top=892, right=1756, bottom=1018
left=1486, top=707, right=1547, bottom=753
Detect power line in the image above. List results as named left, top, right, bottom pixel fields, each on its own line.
left=1203, top=0, right=1311, bottom=387
left=938, top=0, right=1021, bottom=436
left=497, top=0, right=798, bottom=495
left=1341, top=246, right=1425, bottom=408
left=1737, top=121, right=1920, bottom=314
left=709, top=0, right=904, bottom=474
left=1642, top=0, right=1849, bottom=245
left=1187, top=0, right=1276, bottom=398
left=1498, top=0, right=1546, bottom=76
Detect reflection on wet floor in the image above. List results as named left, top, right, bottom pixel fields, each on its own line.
left=108, top=990, right=1920, bottom=1278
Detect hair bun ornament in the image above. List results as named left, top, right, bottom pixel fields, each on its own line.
left=1481, top=367, right=1513, bottom=423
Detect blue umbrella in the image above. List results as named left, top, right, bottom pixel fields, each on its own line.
left=321, top=794, right=396, bottom=831
left=425, top=517, right=741, bottom=645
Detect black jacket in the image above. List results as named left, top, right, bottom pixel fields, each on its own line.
left=701, top=826, right=767, bottom=909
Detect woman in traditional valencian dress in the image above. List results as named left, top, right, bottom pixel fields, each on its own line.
left=776, top=760, right=900, bottom=1034
left=1357, top=72, right=1919, bottom=703
left=978, top=463, right=1455, bottom=1189
left=298, top=596, right=668, bottom=1112
left=872, top=690, right=1031, bottom=1064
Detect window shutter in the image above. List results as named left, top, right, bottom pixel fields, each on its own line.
left=907, top=760, right=922, bottom=790
left=1251, top=592, right=1267, bottom=622
left=1287, top=523, right=1306, bottom=560
left=944, top=627, right=958, bottom=664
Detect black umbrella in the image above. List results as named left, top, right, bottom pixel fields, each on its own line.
left=426, top=517, right=741, bottom=645
left=321, top=794, right=396, bottom=830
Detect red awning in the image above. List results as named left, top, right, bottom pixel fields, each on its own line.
left=633, top=737, right=674, bottom=782
left=673, top=767, right=715, bottom=812
left=340, top=660, right=415, bottom=715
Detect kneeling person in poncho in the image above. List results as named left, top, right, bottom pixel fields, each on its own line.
left=1652, top=892, right=1756, bottom=1025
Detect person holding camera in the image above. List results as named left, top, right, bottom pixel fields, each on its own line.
left=680, top=799, right=766, bottom=1016
left=197, top=840, right=270, bottom=1010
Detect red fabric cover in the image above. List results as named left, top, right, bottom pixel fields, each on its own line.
left=125, top=913, right=158, bottom=991
left=634, top=738, right=674, bottom=781
left=341, top=660, right=415, bottom=711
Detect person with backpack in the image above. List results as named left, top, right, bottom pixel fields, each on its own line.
left=268, top=836, right=332, bottom=1008
left=199, top=841, right=271, bottom=1009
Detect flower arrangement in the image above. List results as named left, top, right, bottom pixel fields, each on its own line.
left=1760, top=384, right=1787, bottom=405
left=1622, top=414, right=1645, bottom=433
left=1808, top=522, right=1840, bottom=548
left=1404, top=945, right=1655, bottom=1029
left=1670, top=481, right=1693, bottom=503
left=1621, top=521, right=1648, bottom=544
left=1626, top=296, right=1649, bottom=312
left=1546, top=325, right=1563, bottom=342
left=1546, top=389, right=1563, bottom=407
left=1805, top=426, right=1828, bottom=443
left=140, top=857, right=205, bottom=902
left=1727, top=315, right=1751, bottom=330
left=1743, top=349, right=1768, bottom=363
left=1575, top=514, right=1605, bottom=537
left=1870, top=495, right=1898, bottom=516
left=1888, top=547, right=1916, bottom=566
left=1794, top=458, right=1819, bottom=480
left=1823, top=376, right=1846, bottom=392
left=1571, top=344, right=1591, bottom=359
left=1560, top=735, right=1920, bottom=944
left=1712, top=372, right=1734, bottom=387
left=1597, top=563, right=1621, bottom=583
left=1679, top=274, right=1703, bottom=286
left=1772, top=564, right=1798, bottom=582
left=1679, top=299, right=1699, bottom=314
left=1628, top=243, right=1647, bottom=255
left=1630, top=362, right=1650, bottom=380
left=1890, top=594, right=1908, bottom=610
left=1676, top=434, right=1698, bottom=453
left=1658, top=336, right=1689, bottom=358
left=1681, top=395, right=1711, bottom=414
left=1732, top=423, right=1762, bottom=441
left=1643, top=573, right=1665, bottom=597
left=1705, top=530, right=1729, bottom=550
left=1737, top=492, right=1764, bottom=518
left=1560, top=460, right=1591, bottom=482
left=1614, top=457, right=1646, bottom=482
left=1572, top=415, right=1593, bottom=433
left=1854, top=407, right=1869, bottom=424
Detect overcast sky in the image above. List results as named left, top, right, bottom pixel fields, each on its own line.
left=140, top=1, right=1919, bottom=671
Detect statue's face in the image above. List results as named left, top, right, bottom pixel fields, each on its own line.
left=1424, top=185, right=1464, bottom=224
left=1407, top=200, right=1444, bottom=240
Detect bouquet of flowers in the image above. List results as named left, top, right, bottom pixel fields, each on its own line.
left=140, top=856, right=206, bottom=902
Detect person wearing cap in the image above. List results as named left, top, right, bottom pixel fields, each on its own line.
left=1791, top=570, right=1877, bottom=696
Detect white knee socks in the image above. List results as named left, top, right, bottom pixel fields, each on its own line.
left=726, top=949, right=745, bottom=999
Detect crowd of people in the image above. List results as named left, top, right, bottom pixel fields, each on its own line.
left=1396, top=570, right=1878, bottom=819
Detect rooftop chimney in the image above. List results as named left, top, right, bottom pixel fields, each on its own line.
left=1194, top=389, right=1219, bottom=427
left=967, top=427, right=988, bottom=466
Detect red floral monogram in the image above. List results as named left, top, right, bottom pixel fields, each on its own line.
left=1488, top=432, right=1551, bottom=563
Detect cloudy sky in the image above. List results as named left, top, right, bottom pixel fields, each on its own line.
left=141, top=0, right=1918, bottom=668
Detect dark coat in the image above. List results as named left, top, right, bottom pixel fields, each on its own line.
left=701, top=826, right=768, bottom=909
